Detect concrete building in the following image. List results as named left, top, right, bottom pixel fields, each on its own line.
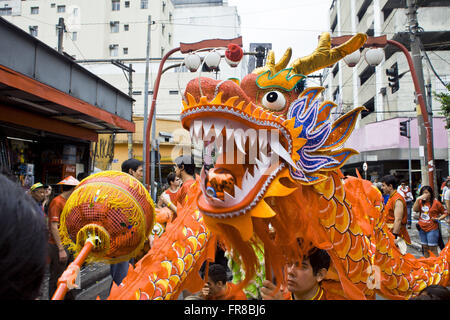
left=1, top=0, right=174, bottom=59
left=324, top=0, right=450, bottom=188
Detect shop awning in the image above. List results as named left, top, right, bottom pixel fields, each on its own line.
left=0, top=17, right=135, bottom=142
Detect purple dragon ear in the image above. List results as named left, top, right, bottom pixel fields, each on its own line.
left=314, top=101, right=337, bottom=130
left=285, top=88, right=364, bottom=185
left=320, top=106, right=365, bottom=151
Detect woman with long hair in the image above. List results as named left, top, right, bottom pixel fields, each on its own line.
left=412, top=186, right=448, bottom=257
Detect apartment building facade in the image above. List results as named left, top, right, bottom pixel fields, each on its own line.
left=1, top=0, right=242, bottom=175
left=325, top=0, right=450, bottom=186
left=1, top=0, right=174, bottom=59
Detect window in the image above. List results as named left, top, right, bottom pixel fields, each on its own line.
left=57, top=5, right=65, bottom=13
left=51, top=3, right=56, bottom=8
left=333, top=88, right=340, bottom=102
left=357, top=0, right=371, bottom=23
left=110, top=21, right=119, bottom=33
left=123, top=47, right=128, bottom=55
left=124, top=24, right=129, bottom=31
left=125, top=1, right=130, bottom=8
left=330, top=16, right=337, bottom=33
left=0, top=8, right=12, bottom=16
left=162, top=1, right=166, bottom=12
left=169, top=90, right=179, bottom=95
left=332, top=63, right=339, bottom=77
left=169, top=12, right=173, bottom=22
left=168, top=33, right=172, bottom=44
left=133, top=91, right=142, bottom=96
left=140, top=0, right=148, bottom=9
left=109, top=44, right=119, bottom=57
left=29, top=26, right=38, bottom=37
left=161, top=46, right=165, bottom=57
left=366, top=23, right=374, bottom=37
left=361, top=97, right=374, bottom=119
left=31, top=7, right=39, bottom=15
left=382, top=7, right=393, bottom=22
left=72, top=32, right=78, bottom=41
left=359, top=65, right=375, bottom=86
left=73, top=7, right=79, bottom=16
left=161, top=23, right=165, bottom=35
left=112, top=0, right=120, bottom=11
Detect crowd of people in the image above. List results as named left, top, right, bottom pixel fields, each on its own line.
left=374, top=175, right=449, bottom=257
left=1, top=161, right=449, bottom=300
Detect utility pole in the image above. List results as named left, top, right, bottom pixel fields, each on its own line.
left=57, top=17, right=65, bottom=53
left=143, top=15, right=152, bottom=190
left=408, top=119, right=412, bottom=191
left=111, top=60, right=134, bottom=165
left=127, top=63, right=134, bottom=159
left=400, top=119, right=413, bottom=189
left=406, top=0, right=436, bottom=191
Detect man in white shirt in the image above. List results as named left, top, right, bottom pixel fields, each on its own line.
left=443, top=180, right=450, bottom=210
left=442, top=179, right=450, bottom=208
left=397, top=180, right=414, bottom=229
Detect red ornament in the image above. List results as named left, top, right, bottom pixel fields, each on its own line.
left=225, top=43, right=243, bottom=67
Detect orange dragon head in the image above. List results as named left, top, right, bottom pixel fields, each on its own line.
left=180, top=32, right=367, bottom=284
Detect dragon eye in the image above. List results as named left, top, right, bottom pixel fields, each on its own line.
left=261, top=91, right=286, bottom=111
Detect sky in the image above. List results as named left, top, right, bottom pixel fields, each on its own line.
left=227, top=0, right=333, bottom=61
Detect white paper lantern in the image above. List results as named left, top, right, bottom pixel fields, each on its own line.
left=364, top=48, right=384, bottom=67
left=343, top=50, right=361, bottom=67
left=184, top=53, right=201, bottom=72
left=204, top=51, right=221, bottom=69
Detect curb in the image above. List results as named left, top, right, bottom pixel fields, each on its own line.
left=76, top=275, right=112, bottom=300
left=79, top=263, right=110, bottom=288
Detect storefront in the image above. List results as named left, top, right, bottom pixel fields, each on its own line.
left=0, top=17, right=134, bottom=188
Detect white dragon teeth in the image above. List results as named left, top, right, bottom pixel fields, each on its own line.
left=234, top=130, right=246, bottom=155
left=214, top=122, right=225, bottom=137
left=193, top=118, right=294, bottom=207
left=203, top=121, right=213, bottom=137
left=270, top=139, right=300, bottom=171
left=234, top=184, right=243, bottom=197
left=258, top=130, right=268, bottom=150
left=223, top=190, right=238, bottom=205
left=193, top=120, right=203, bottom=141
left=254, top=157, right=267, bottom=171
left=259, top=152, right=271, bottom=164
left=190, top=119, right=291, bottom=163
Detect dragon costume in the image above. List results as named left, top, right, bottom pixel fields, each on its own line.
left=107, top=32, right=449, bottom=300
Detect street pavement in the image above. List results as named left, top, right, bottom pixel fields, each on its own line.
left=38, top=262, right=112, bottom=300
left=38, top=220, right=449, bottom=300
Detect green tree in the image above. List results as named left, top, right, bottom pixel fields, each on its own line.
left=435, top=84, right=450, bottom=129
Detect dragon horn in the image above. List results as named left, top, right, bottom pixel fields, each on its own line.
left=275, top=47, right=292, bottom=71
left=289, top=32, right=367, bottom=76
left=252, top=48, right=292, bottom=75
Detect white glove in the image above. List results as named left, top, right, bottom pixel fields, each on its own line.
left=394, top=237, right=407, bottom=255
left=161, top=192, right=171, bottom=205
